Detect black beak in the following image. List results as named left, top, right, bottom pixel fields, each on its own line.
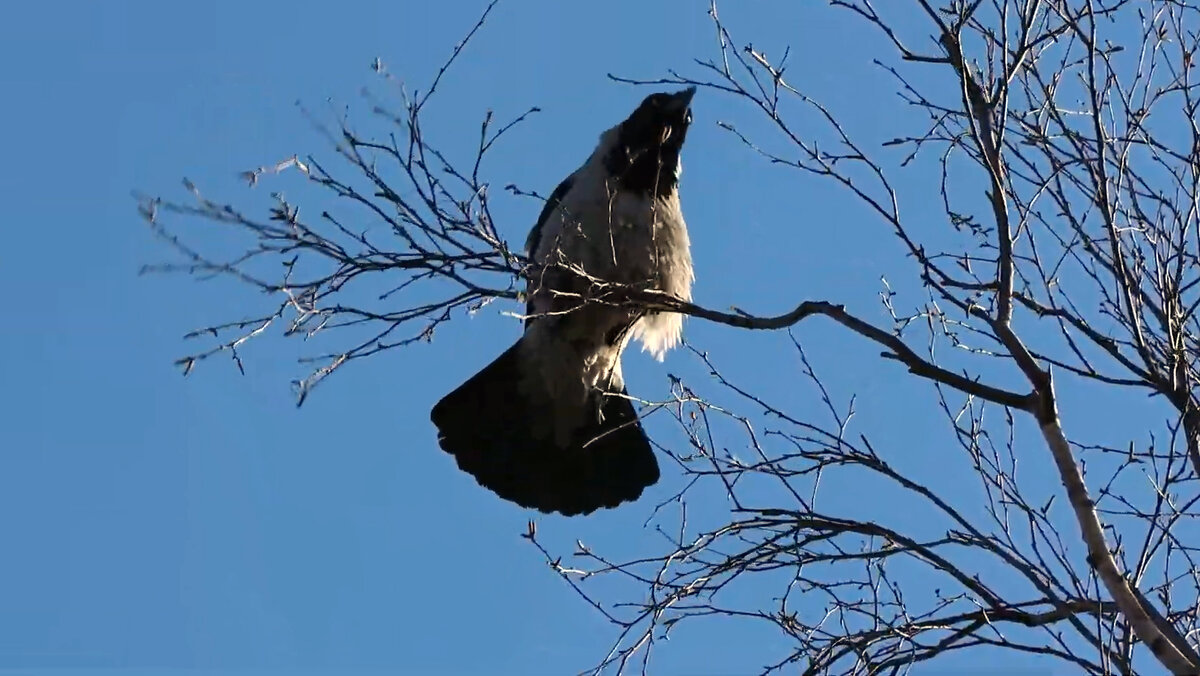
left=664, top=86, right=696, bottom=115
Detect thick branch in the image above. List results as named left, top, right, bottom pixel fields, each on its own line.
left=616, top=290, right=1036, bottom=410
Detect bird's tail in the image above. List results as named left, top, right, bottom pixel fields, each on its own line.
left=430, top=338, right=659, bottom=516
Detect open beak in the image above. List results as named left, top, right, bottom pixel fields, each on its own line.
left=659, top=87, right=695, bottom=143
left=664, top=86, right=696, bottom=114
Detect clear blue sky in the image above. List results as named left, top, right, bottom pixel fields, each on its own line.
left=1, top=1, right=1150, bottom=674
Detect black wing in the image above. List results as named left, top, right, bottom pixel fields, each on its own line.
left=525, top=173, right=575, bottom=257
left=524, top=174, right=575, bottom=322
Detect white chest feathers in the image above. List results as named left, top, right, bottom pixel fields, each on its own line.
left=532, top=159, right=694, bottom=361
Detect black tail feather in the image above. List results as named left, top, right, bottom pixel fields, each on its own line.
left=430, top=341, right=659, bottom=516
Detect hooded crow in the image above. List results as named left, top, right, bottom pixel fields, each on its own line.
left=431, top=87, right=696, bottom=516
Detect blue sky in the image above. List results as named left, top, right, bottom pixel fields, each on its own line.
left=1, top=1, right=1160, bottom=674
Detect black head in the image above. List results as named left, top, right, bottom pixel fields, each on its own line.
left=604, top=87, right=696, bottom=197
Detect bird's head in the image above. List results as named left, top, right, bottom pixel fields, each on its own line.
left=603, top=86, right=696, bottom=196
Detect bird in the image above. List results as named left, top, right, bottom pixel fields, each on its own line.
left=430, top=87, right=697, bottom=516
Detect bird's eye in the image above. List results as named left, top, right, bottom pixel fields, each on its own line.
left=684, top=110, right=693, bottom=124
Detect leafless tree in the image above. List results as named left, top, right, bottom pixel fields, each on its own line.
left=141, top=1, right=1200, bottom=673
